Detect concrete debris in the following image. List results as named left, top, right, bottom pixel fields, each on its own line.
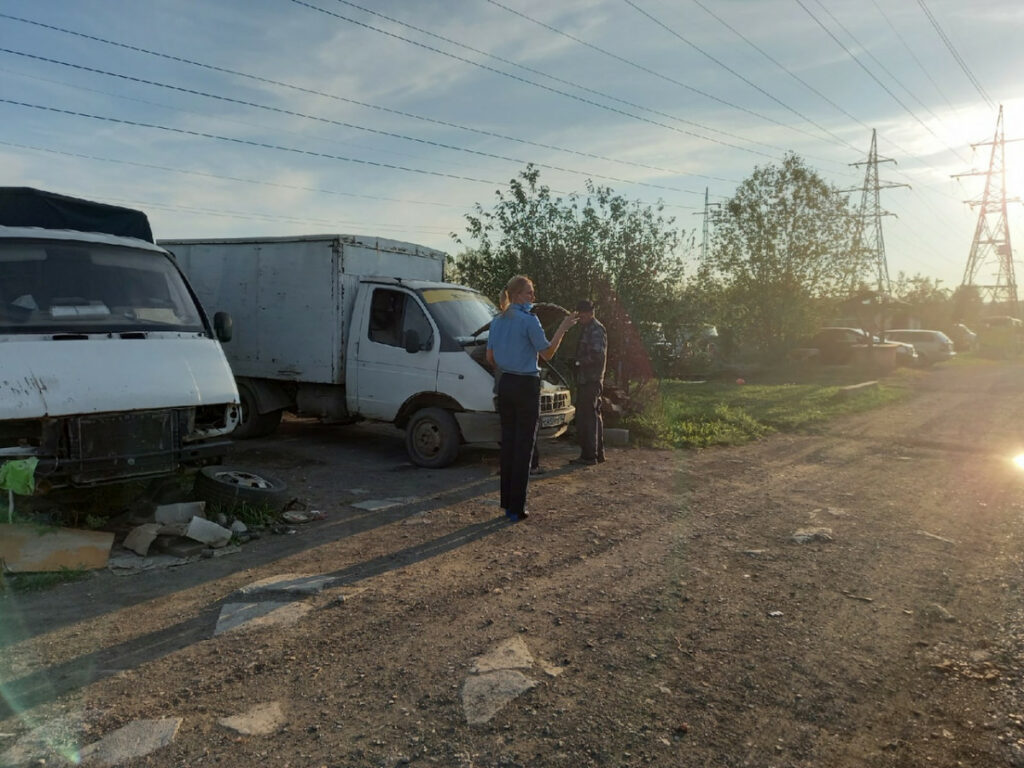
left=185, top=516, right=232, bottom=548
left=792, top=527, right=833, bottom=544
left=230, top=519, right=249, bottom=534
left=108, top=552, right=197, bottom=575
left=154, top=501, right=206, bottom=525
left=462, top=637, right=540, bottom=725
left=922, top=603, right=957, bottom=623
left=471, top=636, right=535, bottom=673
left=281, top=509, right=327, bottom=524
left=239, top=573, right=336, bottom=596
left=218, top=702, right=286, bottom=736
left=214, top=601, right=312, bottom=636
left=462, top=670, right=537, bottom=726
left=78, top=718, right=181, bottom=767
left=122, top=523, right=161, bottom=556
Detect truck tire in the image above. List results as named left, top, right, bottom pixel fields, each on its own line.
left=406, top=407, right=461, bottom=468
left=233, top=381, right=283, bottom=439
left=193, top=466, right=289, bottom=510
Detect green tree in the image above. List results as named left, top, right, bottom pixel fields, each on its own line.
left=890, top=273, right=952, bottom=329
left=704, top=153, right=864, bottom=357
left=454, top=165, right=689, bottom=383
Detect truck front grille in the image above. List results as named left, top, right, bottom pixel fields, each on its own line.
left=541, top=392, right=569, bottom=413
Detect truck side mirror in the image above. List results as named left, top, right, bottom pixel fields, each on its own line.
left=214, top=311, right=233, bottom=342
left=404, top=329, right=421, bottom=353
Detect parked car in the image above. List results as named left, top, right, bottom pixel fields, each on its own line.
left=881, top=329, right=956, bottom=365
left=798, top=327, right=917, bottom=365
left=947, top=323, right=978, bottom=352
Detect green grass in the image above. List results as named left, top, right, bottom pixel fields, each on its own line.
left=3, top=567, right=90, bottom=593
left=623, top=371, right=911, bottom=449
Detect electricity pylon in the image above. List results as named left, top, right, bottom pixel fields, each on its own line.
left=693, top=187, right=721, bottom=261
left=849, top=129, right=908, bottom=295
left=952, top=105, right=1019, bottom=310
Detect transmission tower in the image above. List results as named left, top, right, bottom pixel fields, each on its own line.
left=952, top=105, right=1019, bottom=310
left=693, top=187, right=721, bottom=261
left=849, top=129, right=908, bottom=295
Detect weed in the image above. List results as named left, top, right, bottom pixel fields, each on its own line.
left=6, top=567, right=90, bottom=592
left=216, top=501, right=279, bottom=529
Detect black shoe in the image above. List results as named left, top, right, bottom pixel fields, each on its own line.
left=570, top=456, right=598, bottom=466
left=596, top=454, right=606, bottom=463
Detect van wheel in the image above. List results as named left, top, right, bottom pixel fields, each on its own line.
left=193, top=466, right=289, bottom=511
left=406, top=408, right=461, bottom=468
left=233, top=382, right=283, bottom=439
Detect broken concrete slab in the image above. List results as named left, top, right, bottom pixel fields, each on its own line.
left=122, top=523, right=161, bottom=556
left=152, top=535, right=206, bottom=558
left=107, top=552, right=197, bottom=575
left=214, top=601, right=312, bottom=636
left=471, top=636, right=535, bottom=673
left=238, top=573, right=337, bottom=596
left=0, top=523, right=113, bottom=572
left=154, top=500, right=206, bottom=525
left=792, top=527, right=834, bottom=544
left=185, top=516, right=232, bottom=548
left=350, top=498, right=406, bottom=511
left=218, top=702, right=286, bottom=736
left=462, top=670, right=537, bottom=725
left=78, top=718, right=181, bottom=767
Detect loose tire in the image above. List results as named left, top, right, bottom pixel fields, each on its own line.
left=193, top=466, right=289, bottom=510
left=233, top=381, right=283, bottom=439
left=405, top=407, right=461, bottom=468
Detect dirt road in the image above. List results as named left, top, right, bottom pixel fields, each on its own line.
left=3, top=361, right=1024, bottom=767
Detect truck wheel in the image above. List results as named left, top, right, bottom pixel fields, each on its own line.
left=406, top=407, right=461, bottom=468
left=233, top=382, right=283, bottom=439
left=193, top=466, right=289, bottom=510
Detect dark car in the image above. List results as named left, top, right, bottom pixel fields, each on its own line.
left=947, top=323, right=978, bottom=352
left=795, top=327, right=917, bottom=365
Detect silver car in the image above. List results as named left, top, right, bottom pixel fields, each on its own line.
left=882, top=329, right=956, bottom=365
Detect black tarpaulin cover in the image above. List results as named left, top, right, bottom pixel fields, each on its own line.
left=0, top=187, right=154, bottom=243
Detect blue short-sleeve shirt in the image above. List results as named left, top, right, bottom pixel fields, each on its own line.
left=487, top=304, right=550, bottom=376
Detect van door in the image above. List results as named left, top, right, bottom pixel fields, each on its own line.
left=351, top=286, right=439, bottom=421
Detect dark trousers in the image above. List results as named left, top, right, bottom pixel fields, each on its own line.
left=577, top=380, right=604, bottom=461
left=498, top=373, right=540, bottom=515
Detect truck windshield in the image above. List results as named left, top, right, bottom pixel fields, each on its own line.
left=0, top=240, right=204, bottom=334
left=419, top=287, right=497, bottom=343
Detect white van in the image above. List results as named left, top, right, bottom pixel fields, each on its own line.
left=0, top=188, right=239, bottom=488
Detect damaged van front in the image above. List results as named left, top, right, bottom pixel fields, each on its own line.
left=0, top=188, right=239, bottom=488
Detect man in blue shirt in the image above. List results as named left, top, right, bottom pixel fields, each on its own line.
left=487, top=276, right=577, bottom=521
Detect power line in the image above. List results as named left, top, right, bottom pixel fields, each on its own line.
left=916, top=0, right=994, bottom=111
left=688, top=0, right=870, bottom=134
left=0, top=98, right=503, bottom=185
left=100, top=196, right=453, bottom=235
left=619, top=0, right=863, bottom=155
left=0, top=12, right=737, bottom=184
left=809, top=0, right=967, bottom=163
left=288, top=0, right=796, bottom=161
left=867, top=0, right=968, bottom=140
left=0, top=47, right=709, bottom=198
left=486, top=0, right=859, bottom=159
left=0, top=140, right=465, bottom=209
left=795, top=0, right=965, bottom=165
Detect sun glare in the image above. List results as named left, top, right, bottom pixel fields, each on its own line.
left=1012, top=453, right=1024, bottom=470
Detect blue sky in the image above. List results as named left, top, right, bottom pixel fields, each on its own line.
left=3, top=0, right=1023, bottom=293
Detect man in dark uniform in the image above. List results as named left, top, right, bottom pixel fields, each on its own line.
left=571, top=299, right=607, bottom=466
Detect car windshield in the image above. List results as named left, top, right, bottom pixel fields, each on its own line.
left=419, top=287, right=497, bottom=343
left=0, top=239, right=204, bottom=334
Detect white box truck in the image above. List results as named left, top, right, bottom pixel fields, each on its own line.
left=0, top=188, right=240, bottom=488
left=162, top=235, right=575, bottom=468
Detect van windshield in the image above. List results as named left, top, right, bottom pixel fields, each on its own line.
left=0, top=240, right=204, bottom=334
left=419, top=287, right=497, bottom=343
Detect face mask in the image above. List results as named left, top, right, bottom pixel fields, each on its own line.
left=519, top=301, right=534, bottom=313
